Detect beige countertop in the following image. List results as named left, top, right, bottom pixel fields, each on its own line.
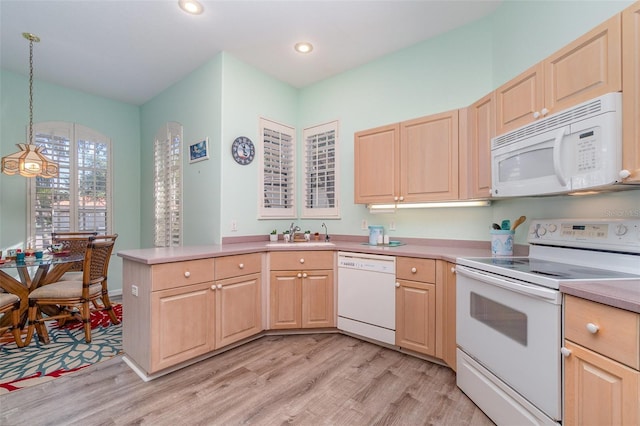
left=117, top=236, right=639, bottom=313
left=116, top=236, right=499, bottom=265
left=560, top=281, right=640, bottom=314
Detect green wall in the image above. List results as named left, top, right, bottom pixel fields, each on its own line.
left=0, top=69, right=141, bottom=292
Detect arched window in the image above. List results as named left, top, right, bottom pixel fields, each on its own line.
left=28, top=122, right=112, bottom=247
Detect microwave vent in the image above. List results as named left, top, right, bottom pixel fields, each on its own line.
left=493, top=97, right=605, bottom=149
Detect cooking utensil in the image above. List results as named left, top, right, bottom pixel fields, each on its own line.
left=491, top=223, right=501, bottom=230
left=511, top=215, right=527, bottom=231
left=501, top=220, right=511, bottom=231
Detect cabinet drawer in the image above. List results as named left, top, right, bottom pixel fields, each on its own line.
left=270, top=251, right=334, bottom=271
left=151, top=258, right=215, bottom=291
left=565, top=295, right=640, bottom=370
left=396, top=257, right=436, bottom=283
left=215, top=253, right=261, bottom=280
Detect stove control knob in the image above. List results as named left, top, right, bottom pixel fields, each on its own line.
left=538, top=226, right=547, bottom=236
left=615, top=224, right=628, bottom=236
left=547, top=224, right=557, bottom=233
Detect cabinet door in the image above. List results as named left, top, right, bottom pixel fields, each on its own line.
left=301, top=270, right=334, bottom=328
left=151, top=282, right=215, bottom=372
left=623, top=2, right=640, bottom=182
left=442, top=262, right=457, bottom=371
left=545, top=14, right=621, bottom=115
left=400, top=110, right=459, bottom=202
left=564, top=341, right=639, bottom=426
left=495, top=63, right=545, bottom=136
left=354, top=123, right=400, bottom=204
left=215, top=273, right=262, bottom=348
left=462, top=93, right=494, bottom=200
left=395, top=279, right=436, bottom=356
left=269, top=271, right=301, bottom=329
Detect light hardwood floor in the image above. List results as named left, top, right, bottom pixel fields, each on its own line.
left=0, top=333, right=493, bottom=425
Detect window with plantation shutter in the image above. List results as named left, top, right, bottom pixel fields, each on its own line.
left=27, top=122, right=112, bottom=248
left=259, top=118, right=296, bottom=218
left=154, top=122, right=183, bottom=247
left=302, top=121, right=340, bottom=218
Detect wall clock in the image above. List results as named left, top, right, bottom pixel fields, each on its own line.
left=231, top=136, right=255, bottom=165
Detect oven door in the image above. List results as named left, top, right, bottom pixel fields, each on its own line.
left=456, top=265, right=562, bottom=421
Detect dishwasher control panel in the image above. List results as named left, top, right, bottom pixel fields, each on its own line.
left=337, top=252, right=396, bottom=274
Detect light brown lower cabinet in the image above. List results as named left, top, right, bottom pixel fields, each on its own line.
left=564, top=341, right=639, bottom=426
left=442, top=262, right=457, bottom=371
left=563, top=295, right=640, bottom=425
left=270, top=269, right=334, bottom=329
left=151, top=282, right=215, bottom=372
left=395, top=257, right=437, bottom=357
left=269, top=251, right=335, bottom=330
left=123, top=255, right=262, bottom=376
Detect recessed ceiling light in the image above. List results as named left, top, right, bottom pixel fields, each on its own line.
left=178, top=0, right=204, bottom=15
left=294, top=42, right=313, bottom=54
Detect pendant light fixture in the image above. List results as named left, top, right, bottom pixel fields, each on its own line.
left=1, top=33, right=59, bottom=178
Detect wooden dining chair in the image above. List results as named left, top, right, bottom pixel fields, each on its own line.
left=51, top=231, right=99, bottom=280
left=0, top=292, right=25, bottom=347
left=25, top=234, right=119, bottom=345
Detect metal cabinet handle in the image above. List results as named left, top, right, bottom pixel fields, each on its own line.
left=411, top=267, right=417, bottom=274
left=297, top=273, right=302, bottom=278
left=299, top=258, right=305, bottom=264
left=302, top=273, right=308, bottom=278
left=451, top=267, right=456, bottom=273
left=217, top=284, right=222, bottom=290
left=586, top=323, right=599, bottom=334
left=238, top=263, right=244, bottom=269
left=184, top=271, right=191, bottom=278
left=211, top=284, right=216, bottom=291
left=395, top=282, right=400, bottom=288
left=560, top=347, right=572, bottom=357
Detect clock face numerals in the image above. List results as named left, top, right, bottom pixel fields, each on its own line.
left=232, top=136, right=255, bottom=165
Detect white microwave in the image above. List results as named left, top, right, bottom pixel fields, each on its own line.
left=491, top=92, right=624, bottom=198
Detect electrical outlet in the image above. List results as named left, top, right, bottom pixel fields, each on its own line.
left=231, top=220, right=238, bottom=231
left=361, top=219, right=368, bottom=230
left=389, top=221, right=396, bottom=231
left=131, top=285, right=138, bottom=297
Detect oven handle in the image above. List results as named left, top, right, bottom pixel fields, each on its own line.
left=456, top=265, right=561, bottom=304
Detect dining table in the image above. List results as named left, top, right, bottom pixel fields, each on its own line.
left=0, top=253, right=84, bottom=328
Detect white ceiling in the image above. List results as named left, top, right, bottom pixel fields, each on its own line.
left=0, top=0, right=501, bottom=106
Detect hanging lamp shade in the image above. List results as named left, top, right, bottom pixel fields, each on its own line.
left=1, top=143, right=59, bottom=177
left=1, top=32, right=58, bottom=178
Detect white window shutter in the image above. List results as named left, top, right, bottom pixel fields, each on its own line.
left=154, top=122, right=183, bottom=247
left=28, top=122, right=112, bottom=248
left=259, top=118, right=296, bottom=218
left=302, top=121, right=340, bottom=218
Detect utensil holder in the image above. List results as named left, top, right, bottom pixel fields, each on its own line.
left=491, top=230, right=514, bottom=256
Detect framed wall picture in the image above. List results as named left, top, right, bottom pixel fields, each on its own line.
left=189, top=138, right=209, bottom=163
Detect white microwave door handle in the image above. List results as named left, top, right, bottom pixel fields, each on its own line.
left=553, top=127, right=569, bottom=186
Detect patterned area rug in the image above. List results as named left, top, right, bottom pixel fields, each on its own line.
left=0, top=304, right=122, bottom=393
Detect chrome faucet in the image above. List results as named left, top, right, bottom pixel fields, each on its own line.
left=321, top=222, right=330, bottom=242
left=289, top=222, right=300, bottom=237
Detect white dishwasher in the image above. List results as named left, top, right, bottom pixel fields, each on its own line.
left=337, top=251, right=396, bottom=345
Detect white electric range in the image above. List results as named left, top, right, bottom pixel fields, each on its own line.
left=455, top=218, right=640, bottom=426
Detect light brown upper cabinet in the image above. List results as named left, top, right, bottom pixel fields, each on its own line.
left=354, top=123, right=400, bottom=204
left=459, top=92, right=494, bottom=200
left=354, top=110, right=459, bottom=204
left=622, top=2, right=640, bottom=182
left=496, top=14, right=622, bottom=136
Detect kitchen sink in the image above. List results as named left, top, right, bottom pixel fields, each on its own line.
left=266, top=241, right=335, bottom=247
